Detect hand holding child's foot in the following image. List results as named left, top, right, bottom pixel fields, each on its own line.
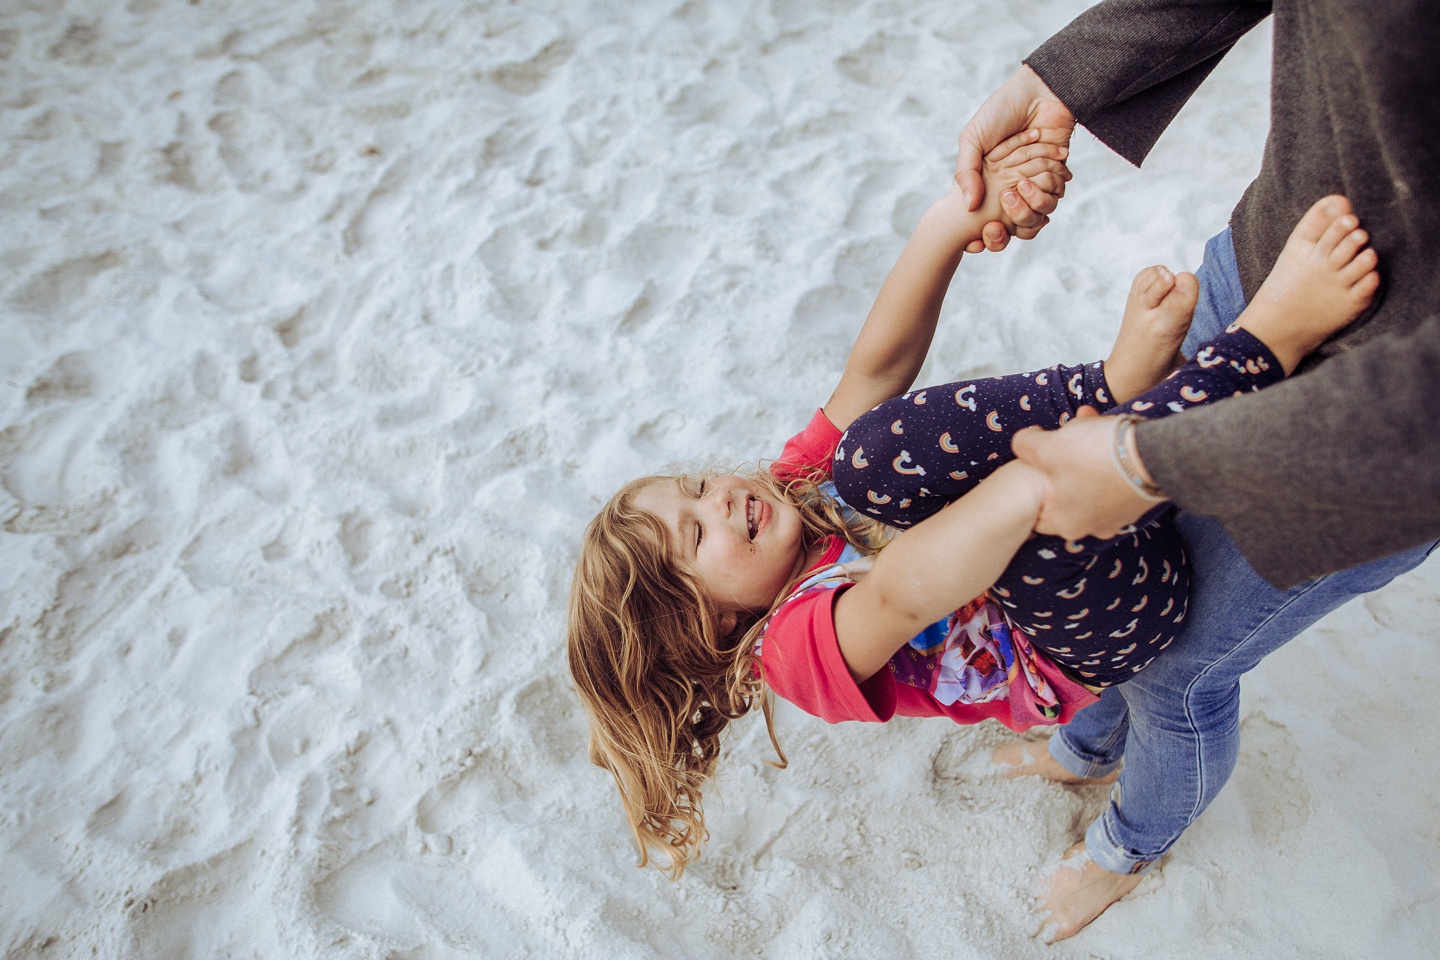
left=991, top=739, right=1119, bottom=785
left=1233, top=195, right=1380, bottom=374
left=1033, top=842, right=1147, bottom=943
left=1103, top=265, right=1199, bottom=403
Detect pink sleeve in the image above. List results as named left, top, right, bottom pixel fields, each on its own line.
left=759, top=584, right=897, bottom=724
left=771, top=409, right=843, bottom=484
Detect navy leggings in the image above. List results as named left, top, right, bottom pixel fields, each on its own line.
left=832, top=328, right=1282, bottom=686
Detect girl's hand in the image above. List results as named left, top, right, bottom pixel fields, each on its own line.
left=928, top=129, right=1069, bottom=247
left=972, top=128, right=1070, bottom=238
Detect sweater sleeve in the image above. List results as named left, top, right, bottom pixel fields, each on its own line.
left=1138, top=313, right=1440, bottom=587
left=1025, top=0, right=1272, bottom=165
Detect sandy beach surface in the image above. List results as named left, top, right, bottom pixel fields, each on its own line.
left=2, top=1, right=1437, bottom=957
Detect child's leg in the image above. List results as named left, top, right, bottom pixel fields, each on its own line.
left=997, top=322, right=1287, bottom=684
left=835, top=262, right=1198, bottom=529
left=1113, top=325, right=1284, bottom=419
left=994, top=520, right=1190, bottom=685
left=994, top=210, right=1376, bottom=684
left=1107, top=195, right=1379, bottom=421
left=1225, top=194, right=1379, bottom=375
left=992, top=276, right=1302, bottom=685
left=833, top=360, right=1112, bottom=528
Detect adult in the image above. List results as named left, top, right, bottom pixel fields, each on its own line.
left=953, top=0, right=1440, bottom=941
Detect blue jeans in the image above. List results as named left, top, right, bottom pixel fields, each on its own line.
left=1048, top=229, right=1436, bottom=874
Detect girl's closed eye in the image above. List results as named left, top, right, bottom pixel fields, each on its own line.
left=691, top=478, right=706, bottom=548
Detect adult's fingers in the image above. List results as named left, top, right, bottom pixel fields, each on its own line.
left=1008, top=157, right=1070, bottom=184
left=1031, top=125, right=1077, bottom=151
left=1011, top=424, right=1048, bottom=463
left=995, top=140, right=1068, bottom=167
left=1011, top=416, right=1151, bottom=539
left=986, top=127, right=1042, bottom=164
left=1017, top=179, right=1061, bottom=216
left=956, top=72, right=1041, bottom=209
left=1012, top=215, right=1051, bottom=242
left=1002, top=188, right=1048, bottom=230
left=1023, top=172, right=1068, bottom=199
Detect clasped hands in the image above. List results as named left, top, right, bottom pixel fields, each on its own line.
left=957, top=66, right=1162, bottom=540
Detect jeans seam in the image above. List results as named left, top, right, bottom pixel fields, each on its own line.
left=1174, top=575, right=1328, bottom=828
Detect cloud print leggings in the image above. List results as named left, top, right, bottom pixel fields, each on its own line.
left=831, top=327, right=1281, bottom=685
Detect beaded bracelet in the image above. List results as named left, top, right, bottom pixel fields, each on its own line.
left=1111, top=414, right=1168, bottom=502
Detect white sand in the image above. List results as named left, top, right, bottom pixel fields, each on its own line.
left=2, top=1, right=1437, bottom=957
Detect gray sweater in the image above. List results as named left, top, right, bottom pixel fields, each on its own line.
left=1026, top=0, right=1440, bottom=587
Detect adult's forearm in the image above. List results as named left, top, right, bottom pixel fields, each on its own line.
left=1026, top=0, right=1271, bottom=165
left=1139, top=313, right=1440, bottom=586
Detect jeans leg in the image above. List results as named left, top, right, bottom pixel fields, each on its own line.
left=1050, top=227, right=1246, bottom=784
left=1182, top=227, right=1244, bottom=356
left=1061, top=226, right=1435, bottom=873
left=1048, top=686, right=1130, bottom=777
left=1082, top=514, right=1435, bottom=874
left=832, top=360, right=1111, bottom=529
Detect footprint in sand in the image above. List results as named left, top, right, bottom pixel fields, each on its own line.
left=1236, top=711, right=1311, bottom=846
left=512, top=674, right=587, bottom=766
left=11, top=251, right=124, bottom=315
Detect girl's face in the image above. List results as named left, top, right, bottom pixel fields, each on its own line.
left=633, top=474, right=811, bottom=616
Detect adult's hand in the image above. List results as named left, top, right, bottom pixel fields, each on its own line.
left=956, top=65, right=1076, bottom=254
left=1011, top=409, right=1157, bottom=540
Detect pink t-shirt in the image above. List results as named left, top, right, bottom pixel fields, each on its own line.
left=759, top=409, right=1099, bottom=732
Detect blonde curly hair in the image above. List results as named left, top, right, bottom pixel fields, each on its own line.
left=567, top=466, right=882, bottom=877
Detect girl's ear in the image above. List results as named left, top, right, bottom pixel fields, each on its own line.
left=717, top=610, right=739, bottom=638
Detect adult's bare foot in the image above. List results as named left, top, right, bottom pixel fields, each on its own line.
left=1103, top=265, right=1198, bottom=404
left=991, top=739, right=1119, bottom=785
left=1033, top=842, right=1147, bottom=943
left=1233, top=194, right=1380, bottom=373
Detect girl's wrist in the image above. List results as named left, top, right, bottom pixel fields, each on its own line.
left=927, top=190, right=989, bottom=250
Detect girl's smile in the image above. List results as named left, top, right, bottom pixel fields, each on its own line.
left=633, top=474, right=817, bottom=615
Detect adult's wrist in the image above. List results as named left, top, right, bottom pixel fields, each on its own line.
left=1111, top=415, right=1166, bottom=502
left=1014, top=62, right=1076, bottom=129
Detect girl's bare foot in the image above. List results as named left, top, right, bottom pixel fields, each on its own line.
left=991, top=739, right=1119, bottom=785
left=1233, top=195, right=1380, bottom=374
left=1103, top=265, right=1198, bottom=404
left=1033, top=842, right=1148, bottom=943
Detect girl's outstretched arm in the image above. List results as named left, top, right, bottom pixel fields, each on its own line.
left=821, top=132, right=1068, bottom=432
left=831, top=459, right=1044, bottom=682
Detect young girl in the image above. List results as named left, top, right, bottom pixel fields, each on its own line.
left=567, top=131, right=1379, bottom=876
